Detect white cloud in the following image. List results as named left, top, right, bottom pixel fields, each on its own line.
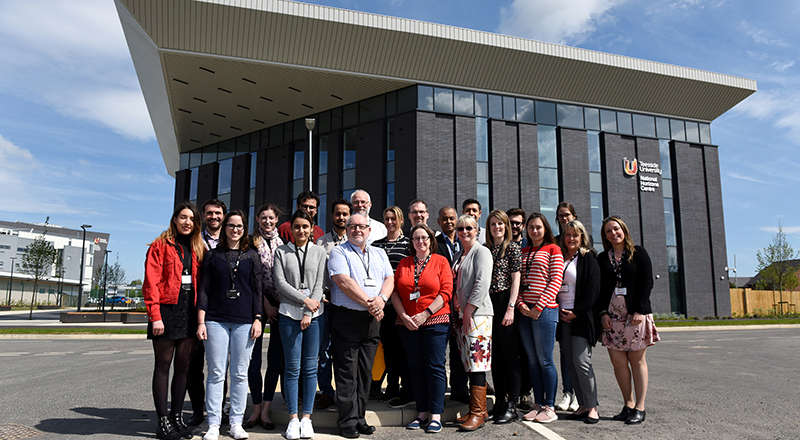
left=759, top=226, right=800, bottom=234
left=0, top=134, right=36, bottom=172
left=738, top=20, right=789, bottom=47
left=731, top=89, right=800, bottom=142
left=497, top=0, right=627, bottom=45
left=770, top=60, right=795, bottom=72
left=0, top=0, right=154, bottom=141
left=726, top=173, right=768, bottom=184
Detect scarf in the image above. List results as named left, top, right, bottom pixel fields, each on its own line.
left=257, top=226, right=281, bottom=300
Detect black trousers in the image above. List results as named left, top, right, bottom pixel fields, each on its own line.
left=379, top=303, right=410, bottom=396
left=491, top=289, right=521, bottom=405
left=330, top=305, right=380, bottom=429
left=186, top=338, right=205, bottom=412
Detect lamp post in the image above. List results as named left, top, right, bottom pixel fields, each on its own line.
left=77, top=224, right=91, bottom=311
left=724, top=266, right=737, bottom=288
left=101, top=250, right=110, bottom=312
left=7, top=256, right=16, bottom=306
left=305, top=118, right=315, bottom=192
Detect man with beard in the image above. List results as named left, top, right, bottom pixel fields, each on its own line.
left=349, top=189, right=387, bottom=243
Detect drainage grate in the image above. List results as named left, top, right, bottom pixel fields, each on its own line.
left=0, top=424, right=42, bottom=440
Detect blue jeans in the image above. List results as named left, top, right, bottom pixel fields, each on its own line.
left=398, top=323, right=449, bottom=414
left=317, top=309, right=335, bottom=397
left=204, top=321, right=255, bottom=426
left=279, top=314, right=321, bottom=416
left=519, top=307, right=558, bottom=407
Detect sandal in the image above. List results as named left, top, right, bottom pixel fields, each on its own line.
left=406, top=417, right=427, bottom=430
left=426, top=420, right=442, bottom=433
left=242, top=418, right=261, bottom=429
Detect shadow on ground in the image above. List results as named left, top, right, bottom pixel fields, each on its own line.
left=35, top=407, right=158, bottom=437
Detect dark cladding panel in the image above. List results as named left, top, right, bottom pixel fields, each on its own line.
left=453, top=115, right=476, bottom=210
left=264, top=143, right=292, bottom=211
left=174, top=169, right=191, bottom=207
left=518, top=123, right=539, bottom=216
left=393, top=112, right=418, bottom=213
left=558, top=127, right=591, bottom=229
left=254, top=149, right=267, bottom=208
left=325, top=130, right=343, bottom=201
left=602, top=133, right=640, bottom=243
left=197, top=162, right=219, bottom=207
left=491, top=120, right=520, bottom=211
left=673, top=142, right=715, bottom=317
left=704, top=145, right=731, bottom=316
left=355, top=119, right=385, bottom=210
left=229, top=153, right=250, bottom=212
left=636, top=137, right=670, bottom=314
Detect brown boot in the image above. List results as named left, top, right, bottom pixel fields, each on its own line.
left=459, top=385, right=487, bottom=431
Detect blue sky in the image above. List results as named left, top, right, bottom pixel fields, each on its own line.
left=0, top=0, right=798, bottom=282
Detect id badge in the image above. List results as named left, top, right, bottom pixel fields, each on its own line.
left=363, top=277, right=377, bottom=287
left=299, top=288, right=311, bottom=297
left=182, top=274, right=192, bottom=284
left=520, top=283, right=530, bottom=291
left=558, top=283, right=568, bottom=294
left=615, top=287, right=627, bottom=296
left=409, top=291, right=420, bottom=301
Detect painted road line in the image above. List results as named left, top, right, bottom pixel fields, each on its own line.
left=521, top=420, right=567, bottom=440
left=34, top=352, right=74, bottom=356
left=82, top=350, right=121, bottom=355
left=0, top=352, right=29, bottom=356
left=128, top=350, right=152, bottom=355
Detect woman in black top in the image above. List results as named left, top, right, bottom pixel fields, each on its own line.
left=596, top=216, right=660, bottom=425
left=197, top=210, right=264, bottom=440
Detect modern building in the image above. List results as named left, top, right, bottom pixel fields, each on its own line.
left=0, top=221, right=109, bottom=305
left=116, top=0, right=757, bottom=317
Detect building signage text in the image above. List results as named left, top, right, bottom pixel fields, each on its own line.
left=623, top=157, right=663, bottom=193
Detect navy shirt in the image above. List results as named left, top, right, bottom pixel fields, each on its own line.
left=198, top=247, right=264, bottom=324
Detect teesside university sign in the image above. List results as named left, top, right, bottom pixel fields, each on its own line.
left=623, top=158, right=662, bottom=193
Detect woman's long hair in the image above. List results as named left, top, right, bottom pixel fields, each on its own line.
left=560, top=220, right=595, bottom=257
left=525, top=212, right=556, bottom=246
left=250, top=204, right=284, bottom=248
left=601, top=216, right=636, bottom=262
left=219, top=210, right=250, bottom=251
left=484, top=210, right=512, bottom=259
left=151, top=202, right=205, bottom=261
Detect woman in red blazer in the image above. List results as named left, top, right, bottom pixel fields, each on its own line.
left=143, top=202, right=205, bottom=440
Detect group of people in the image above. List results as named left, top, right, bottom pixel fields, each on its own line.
left=143, top=190, right=660, bottom=440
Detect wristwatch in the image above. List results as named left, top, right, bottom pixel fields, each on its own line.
left=378, top=294, right=389, bottom=303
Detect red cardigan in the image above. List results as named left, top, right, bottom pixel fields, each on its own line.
left=393, top=253, right=452, bottom=322
left=143, top=238, right=201, bottom=322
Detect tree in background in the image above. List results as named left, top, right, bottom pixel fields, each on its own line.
left=20, top=217, right=59, bottom=319
left=755, top=222, right=800, bottom=314
left=106, top=254, right=127, bottom=296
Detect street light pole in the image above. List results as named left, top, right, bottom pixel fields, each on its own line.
left=305, top=118, right=315, bottom=192
left=102, top=250, right=110, bottom=312
left=77, top=224, right=91, bottom=311
left=7, top=256, right=16, bottom=306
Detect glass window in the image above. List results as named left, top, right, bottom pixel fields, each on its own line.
left=477, top=183, right=490, bottom=212
left=516, top=98, right=534, bottom=123
left=656, top=117, right=670, bottom=139
left=386, top=91, right=397, bottom=116
left=269, top=125, right=283, bottom=146
left=454, top=90, right=474, bottom=115
left=664, top=198, right=677, bottom=246
left=670, top=119, right=685, bottom=141
left=202, top=145, right=218, bottom=164
left=180, top=153, right=190, bottom=170
left=319, top=111, right=331, bottom=133
left=417, top=85, right=434, bottom=111
left=218, top=159, right=232, bottom=195
left=633, top=114, right=655, bottom=138
left=386, top=183, right=395, bottom=208
left=293, top=119, right=306, bottom=141
left=557, top=104, right=583, bottom=128
left=488, top=94, right=502, bottom=118
left=319, top=136, right=329, bottom=174
left=685, top=121, right=700, bottom=143
left=503, top=96, right=516, bottom=120
left=360, top=95, right=385, bottom=122
left=189, top=167, right=198, bottom=201
left=585, top=108, right=600, bottom=131
left=662, top=178, right=673, bottom=198
left=283, top=123, right=293, bottom=143
left=319, top=174, right=328, bottom=196
left=218, top=140, right=235, bottom=160
left=249, top=132, right=260, bottom=152
left=535, top=101, right=556, bottom=125
left=343, top=103, right=358, bottom=127
left=476, top=117, right=488, bottom=162
left=386, top=162, right=394, bottom=183
left=699, top=123, right=711, bottom=144
left=587, top=131, right=601, bottom=172
left=600, top=110, right=617, bottom=132
left=293, top=151, right=305, bottom=180
left=539, top=168, right=559, bottom=189
left=477, top=162, right=490, bottom=183
left=539, top=188, right=559, bottom=227
left=659, top=139, right=672, bottom=177
left=433, top=87, right=453, bottom=113
left=217, top=193, right=230, bottom=209
left=236, top=135, right=249, bottom=154
left=474, top=93, right=488, bottom=117
left=342, top=169, right=356, bottom=190
left=190, top=150, right=202, bottom=168
left=537, top=125, right=557, bottom=168
left=590, top=173, right=603, bottom=192
left=250, top=152, right=257, bottom=189
left=249, top=188, right=255, bottom=206
left=343, top=129, right=356, bottom=170
left=617, top=112, right=633, bottom=135
left=292, top=180, right=304, bottom=197
left=398, top=86, right=417, bottom=113
left=330, top=107, right=342, bottom=130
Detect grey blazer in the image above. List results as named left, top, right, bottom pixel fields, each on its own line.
left=273, top=243, right=327, bottom=317
left=455, top=244, right=494, bottom=317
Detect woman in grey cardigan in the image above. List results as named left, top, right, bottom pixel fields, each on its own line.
left=452, top=214, right=494, bottom=431
left=273, top=210, right=327, bottom=440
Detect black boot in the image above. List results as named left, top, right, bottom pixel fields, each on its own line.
left=170, top=412, right=193, bottom=439
left=186, top=409, right=204, bottom=426
left=494, top=401, right=518, bottom=424
left=156, top=415, right=183, bottom=440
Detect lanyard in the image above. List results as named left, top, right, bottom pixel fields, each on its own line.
left=523, top=244, right=545, bottom=279
left=562, top=252, right=578, bottom=279
left=609, top=250, right=624, bottom=287
left=293, top=241, right=310, bottom=287
left=413, top=254, right=431, bottom=291
left=445, top=235, right=459, bottom=259
left=347, top=242, right=371, bottom=278
left=224, top=250, right=244, bottom=289
left=174, top=243, right=191, bottom=275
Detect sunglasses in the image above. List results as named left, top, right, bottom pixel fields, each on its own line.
left=456, top=226, right=474, bottom=232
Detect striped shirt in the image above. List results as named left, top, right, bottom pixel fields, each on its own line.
left=518, top=243, right=564, bottom=311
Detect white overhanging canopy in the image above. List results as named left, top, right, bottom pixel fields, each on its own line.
left=115, top=0, right=757, bottom=175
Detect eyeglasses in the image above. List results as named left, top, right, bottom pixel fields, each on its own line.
left=226, top=224, right=244, bottom=231
left=347, top=224, right=369, bottom=231
left=410, top=210, right=428, bottom=215
left=300, top=203, right=318, bottom=211
left=510, top=221, right=523, bottom=227
left=456, top=226, right=474, bottom=232
left=412, top=236, right=430, bottom=242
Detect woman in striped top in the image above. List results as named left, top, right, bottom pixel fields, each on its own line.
left=517, top=213, right=564, bottom=424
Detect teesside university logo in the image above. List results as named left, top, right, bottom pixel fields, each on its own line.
left=623, top=157, right=638, bottom=176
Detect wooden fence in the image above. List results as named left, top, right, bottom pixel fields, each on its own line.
left=730, top=288, right=800, bottom=316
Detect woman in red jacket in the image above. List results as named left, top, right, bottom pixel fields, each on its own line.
left=143, top=203, right=205, bottom=440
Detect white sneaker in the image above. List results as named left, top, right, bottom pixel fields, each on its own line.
left=299, top=418, right=314, bottom=439
left=230, top=423, right=249, bottom=439
left=555, top=392, right=571, bottom=411
left=285, top=418, right=301, bottom=440
left=568, top=394, right=580, bottom=412
left=203, top=424, right=220, bottom=440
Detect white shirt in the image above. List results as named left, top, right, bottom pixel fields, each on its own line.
left=368, top=217, right=387, bottom=243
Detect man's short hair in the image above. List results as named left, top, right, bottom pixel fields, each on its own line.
left=202, top=199, right=227, bottom=215
left=438, top=206, right=456, bottom=217
left=408, top=199, right=428, bottom=212
left=462, top=198, right=481, bottom=211
left=330, top=198, right=352, bottom=214
left=296, top=191, right=320, bottom=207
left=506, top=208, right=526, bottom=219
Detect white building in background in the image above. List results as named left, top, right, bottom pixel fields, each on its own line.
left=0, top=220, right=110, bottom=306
